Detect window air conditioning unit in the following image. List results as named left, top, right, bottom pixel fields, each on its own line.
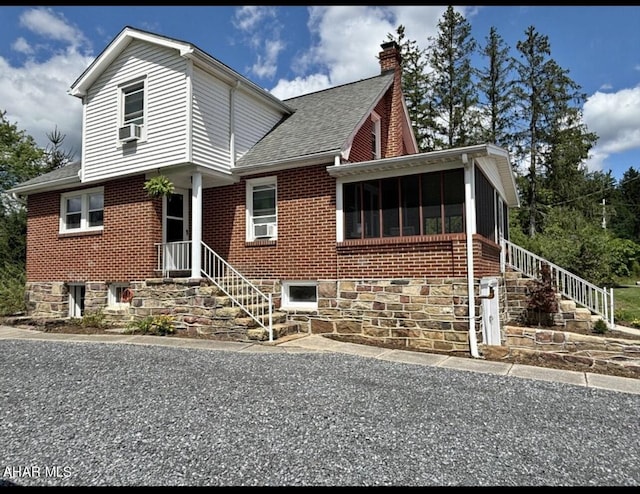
left=254, top=223, right=276, bottom=238
left=118, top=123, right=141, bottom=142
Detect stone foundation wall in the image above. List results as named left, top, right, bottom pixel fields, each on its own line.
left=25, top=282, right=68, bottom=318
left=24, top=277, right=507, bottom=354
left=292, top=278, right=489, bottom=354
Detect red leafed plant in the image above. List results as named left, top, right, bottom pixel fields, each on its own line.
left=526, top=262, right=558, bottom=327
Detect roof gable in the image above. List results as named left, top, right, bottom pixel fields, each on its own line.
left=236, top=73, right=395, bottom=170
left=69, top=26, right=194, bottom=97
left=68, top=26, right=292, bottom=115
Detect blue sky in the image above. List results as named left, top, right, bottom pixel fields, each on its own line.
left=1, top=6, right=640, bottom=181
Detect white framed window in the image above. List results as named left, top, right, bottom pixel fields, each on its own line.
left=246, top=176, right=277, bottom=241
left=59, top=187, right=104, bottom=233
left=118, top=78, right=146, bottom=143
left=282, top=281, right=318, bottom=310
left=371, top=111, right=381, bottom=160
left=108, top=283, right=130, bottom=307
left=122, top=80, right=145, bottom=126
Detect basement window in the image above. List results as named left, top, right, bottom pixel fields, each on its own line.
left=282, top=281, right=318, bottom=310
left=109, top=283, right=131, bottom=307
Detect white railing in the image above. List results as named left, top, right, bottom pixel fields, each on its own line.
left=503, top=239, right=615, bottom=328
left=200, top=243, right=273, bottom=342
left=156, top=241, right=191, bottom=277
left=155, top=241, right=274, bottom=341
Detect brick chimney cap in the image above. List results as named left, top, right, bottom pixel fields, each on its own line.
left=380, top=41, right=399, bottom=50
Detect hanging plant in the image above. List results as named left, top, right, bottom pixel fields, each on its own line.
left=143, top=175, right=174, bottom=198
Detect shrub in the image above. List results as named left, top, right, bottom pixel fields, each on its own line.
left=81, top=309, right=107, bottom=328
left=0, top=263, right=26, bottom=316
left=525, top=262, right=558, bottom=327
left=592, top=318, right=608, bottom=334
left=127, top=314, right=176, bottom=335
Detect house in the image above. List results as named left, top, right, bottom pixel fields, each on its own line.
left=9, top=26, right=523, bottom=356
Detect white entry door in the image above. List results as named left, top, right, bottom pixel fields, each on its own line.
left=163, top=188, right=189, bottom=272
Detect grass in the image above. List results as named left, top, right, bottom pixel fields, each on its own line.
left=613, top=276, right=640, bottom=326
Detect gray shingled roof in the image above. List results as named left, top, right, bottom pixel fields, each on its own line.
left=236, top=72, right=394, bottom=168
left=9, top=161, right=81, bottom=192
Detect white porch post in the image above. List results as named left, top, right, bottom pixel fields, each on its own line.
left=463, top=155, right=480, bottom=358
left=191, top=171, right=202, bottom=279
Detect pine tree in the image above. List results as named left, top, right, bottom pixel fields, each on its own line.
left=425, top=6, right=479, bottom=149
left=386, top=25, right=436, bottom=152
left=476, top=26, right=517, bottom=151
left=512, top=26, right=594, bottom=237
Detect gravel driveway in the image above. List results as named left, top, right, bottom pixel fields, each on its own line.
left=1, top=339, right=639, bottom=486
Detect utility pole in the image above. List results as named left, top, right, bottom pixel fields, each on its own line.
left=602, top=198, right=606, bottom=229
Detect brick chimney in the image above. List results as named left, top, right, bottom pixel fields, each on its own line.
left=378, top=41, right=402, bottom=74
left=378, top=41, right=405, bottom=158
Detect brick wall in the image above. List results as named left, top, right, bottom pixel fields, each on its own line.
left=26, top=174, right=161, bottom=282
left=203, top=165, right=503, bottom=282
left=349, top=80, right=403, bottom=162
left=204, top=164, right=338, bottom=279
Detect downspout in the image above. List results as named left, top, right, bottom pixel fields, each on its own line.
left=229, top=81, right=240, bottom=168
left=463, top=154, right=480, bottom=358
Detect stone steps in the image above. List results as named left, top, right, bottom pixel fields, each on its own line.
left=138, top=278, right=300, bottom=342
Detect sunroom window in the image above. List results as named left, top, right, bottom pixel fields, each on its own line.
left=60, top=187, right=104, bottom=233
left=343, top=169, right=465, bottom=240
left=246, top=177, right=277, bottom=240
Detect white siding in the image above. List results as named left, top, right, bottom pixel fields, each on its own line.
left=191, top=66, right=231, bottom=172
left=234, top=90, right=283, bottom=162
left=82, top=40, right=188, bottom=182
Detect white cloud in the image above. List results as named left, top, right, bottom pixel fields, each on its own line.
left=19, top=7, right=90, bottom=51
left=251, top=38, right=285, bottom=79
left=583, top=86, right=640, bottom=172
left=0, top=8, right=94, bottom=158
left=11, top=37, right=33, bottom=55
left=270, top=73, right=332, bottom=100
left=268, top=5, right=446, bottom=98
left=233, top=6, right=275, bottom=32
left=233, top=6, right=284, bottom=80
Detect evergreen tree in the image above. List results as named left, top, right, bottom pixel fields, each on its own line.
left=386, top=25, right=436, bottom=152
left=476, top=26, right=517, bottom=151
left=512, top=26, right=594, bottom=237
left=425, top=6, right=479, bottom=149
left=45, top=125, right=76, bottom=171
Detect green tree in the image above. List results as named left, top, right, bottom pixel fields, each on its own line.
left=610, top=166, right=640, bottom=242
left=0, top=111, right=46, bottom=202
left=425, top=5, right=479, bottom=149
left=0, top=111, right=73, bottom=277
left=386, top=25, right=436, bottom=152
left=44, top=125, right=76, bottom=171
left=512, top=26, right=594, bottom=237
left=476, top=25, right=517, bottom=151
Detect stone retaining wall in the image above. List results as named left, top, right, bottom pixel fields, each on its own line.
left=482, top=325, right=640, bottom=377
